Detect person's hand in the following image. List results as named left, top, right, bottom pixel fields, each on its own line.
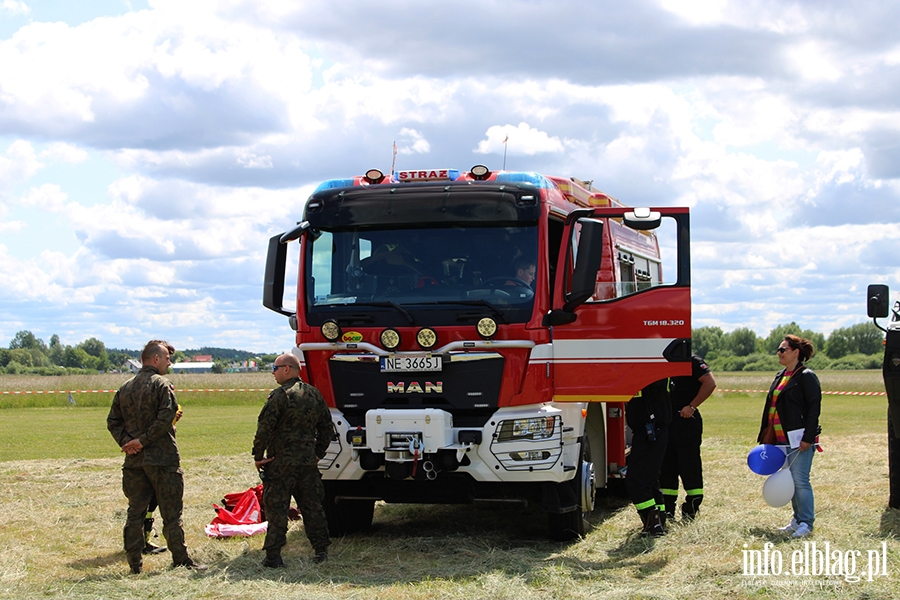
left=122, top=439, right=143, bottom=455
left=255, top=456, right=274, bottom=470
left=174, top=408, right=183, bottom=423
left=679, top=405, right=697, bottom=418
left=799, top=440, right=812, bottom=452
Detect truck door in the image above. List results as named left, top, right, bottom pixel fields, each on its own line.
left=547, top=207, right=692, bottom=403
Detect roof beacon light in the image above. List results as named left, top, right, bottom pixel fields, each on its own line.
left=470, top=165, right=491, bottom=180
left=364, top=169, right=386, bottom=184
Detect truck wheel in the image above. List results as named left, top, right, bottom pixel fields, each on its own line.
left=547, top=439, right=596, bottom=541
left=323, top=482, right=375, bottom=536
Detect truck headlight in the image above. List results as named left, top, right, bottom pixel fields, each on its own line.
left=496, top=416, right=556, bottom=442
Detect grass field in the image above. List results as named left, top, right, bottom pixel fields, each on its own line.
left=0, top=371, right=898, bottom=599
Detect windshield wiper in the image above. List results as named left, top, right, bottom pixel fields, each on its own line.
left=333, top=301, right=415, bottom=325
left=412, top=300, right=510, bottom=324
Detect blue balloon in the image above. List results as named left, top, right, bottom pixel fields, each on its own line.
left=747, top=444, right=786, bottom=475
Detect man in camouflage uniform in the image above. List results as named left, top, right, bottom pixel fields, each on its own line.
left=107, top=340, right=206, bottom=574
left=253, top=352, right=333, bottom=567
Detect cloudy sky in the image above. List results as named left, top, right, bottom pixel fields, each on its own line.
left=1, top=0, right=899, bottom=354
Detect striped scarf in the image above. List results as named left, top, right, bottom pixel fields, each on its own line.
left=767, top=370, right=794, bottom=444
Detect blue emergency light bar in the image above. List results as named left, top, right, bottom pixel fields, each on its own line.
left=312, top=168, right=554, bottom=195
left=495, top=172, right=553, bottom=189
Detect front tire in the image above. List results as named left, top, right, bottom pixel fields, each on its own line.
left=547, top=439, right=596, bottom=541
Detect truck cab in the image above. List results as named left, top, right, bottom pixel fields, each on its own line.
left=264, top=166, right=692, bottom=539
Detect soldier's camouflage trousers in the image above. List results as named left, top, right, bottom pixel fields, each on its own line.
left=262, top=464, right=330, bottom=554
left=122, top=465, right=188, bottom=566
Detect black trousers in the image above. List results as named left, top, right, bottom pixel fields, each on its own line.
left=660, top=413, right=703, bottom=513
left=626, top=427, right=669, bottom=510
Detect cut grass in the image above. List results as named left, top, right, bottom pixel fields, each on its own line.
left=0, top=371, right=898, bottom=599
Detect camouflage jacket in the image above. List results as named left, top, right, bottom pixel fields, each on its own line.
left=107, top=366, right=180, bottom=467
left=252, top=377, right=332, bottom=467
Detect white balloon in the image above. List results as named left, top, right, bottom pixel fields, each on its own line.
left=762, top=468, right=795, bottom=507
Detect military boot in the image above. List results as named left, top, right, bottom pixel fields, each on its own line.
left=262, top=551, right=284, bottom=568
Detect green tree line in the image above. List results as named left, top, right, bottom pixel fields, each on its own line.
left=0, top=331, right=276, bottom=375
left=1, top=321, right=885, bottom=375
left=695, top=321, right=885, bottom=372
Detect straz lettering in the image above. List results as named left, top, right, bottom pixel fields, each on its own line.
left=397, top=169, right=449, bottom=181
left=387, top=381, right=443, bottom=394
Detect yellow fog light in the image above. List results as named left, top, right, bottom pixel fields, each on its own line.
left=476, top=317, right=497, bottom=340
left=321, top=320, right=341, bottom=342
left=416, top=327, right=437, bottom=350
left=380, top=328, right=401, bottom=350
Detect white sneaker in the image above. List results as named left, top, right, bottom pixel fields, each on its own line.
left=778, top=518, right=798, bottom=532
left=792, top=522, right=812, bottom=538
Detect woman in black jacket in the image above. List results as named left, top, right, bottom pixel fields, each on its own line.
left=757, top=334, right=821, bottom=538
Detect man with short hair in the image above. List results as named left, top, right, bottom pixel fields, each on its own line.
left=512, top=258, right=536, bottom=286
left=253, top=353, right=333, bottom=567
left=107, top=340, right=206, bottom=574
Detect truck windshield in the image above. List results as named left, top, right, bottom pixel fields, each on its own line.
left=305, top=224, right=538, bottom=324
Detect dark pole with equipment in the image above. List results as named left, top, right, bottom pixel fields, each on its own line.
left=867, top=284, right=900, bottom=508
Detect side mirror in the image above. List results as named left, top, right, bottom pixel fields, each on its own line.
left=623, top=207, right=661, bottom=231
left=563, top=218, right=604, bottom=313
left=280, top=221, right=311, bottom=244
left=869, top=284, right=890, bottom=318
left=263, top=233, right=296, bottom=317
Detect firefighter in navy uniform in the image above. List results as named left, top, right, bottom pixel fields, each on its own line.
left=660, top=354, right=716, bottom=521
left=625, top=378, right=672, bottom=537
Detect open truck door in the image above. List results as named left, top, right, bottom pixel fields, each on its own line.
left=547, top=206, right=692, bottom=401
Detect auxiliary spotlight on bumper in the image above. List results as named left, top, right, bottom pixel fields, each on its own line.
left=380, top=328, right=401, bottom=350
left=321, top=320, right=342, bottom=342
left=416, top=327, right=437, bottom=350
left=476, top=317, right=497, bottom=340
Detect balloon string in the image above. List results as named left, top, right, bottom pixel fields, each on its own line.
left=783, top=447, right=805, bottom=469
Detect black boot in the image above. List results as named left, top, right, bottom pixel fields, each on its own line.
left=681, top=498, right=701, bottom=522
left=638, top=507, right=666, bottom=537
left=663, top=497, right=677, bottom=521
left=262, top=551, right=284, bottom=568
left=143, top=517, right=167, bottom=554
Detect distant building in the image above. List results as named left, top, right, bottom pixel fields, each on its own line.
left=169, top=361, right=214, bottom=374
left=228, top=359, right=259, bottom=373
left=126, top=359, right=142, bottom=374
left=192, top=355, right=213, bottom=362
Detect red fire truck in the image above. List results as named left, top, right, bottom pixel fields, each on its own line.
left=264, top=165, right=692, bottom=540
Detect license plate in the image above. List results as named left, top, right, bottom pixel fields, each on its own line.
left=380, top=355, right=442, bottom=372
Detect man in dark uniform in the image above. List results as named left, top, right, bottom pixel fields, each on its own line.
left=107, top=340, right=206, bottom=574
left=625, top=378, right=672, bottom=537
left=253, top=353, right=333, bottom=567
left=661, top=353, right=716, bottom=521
